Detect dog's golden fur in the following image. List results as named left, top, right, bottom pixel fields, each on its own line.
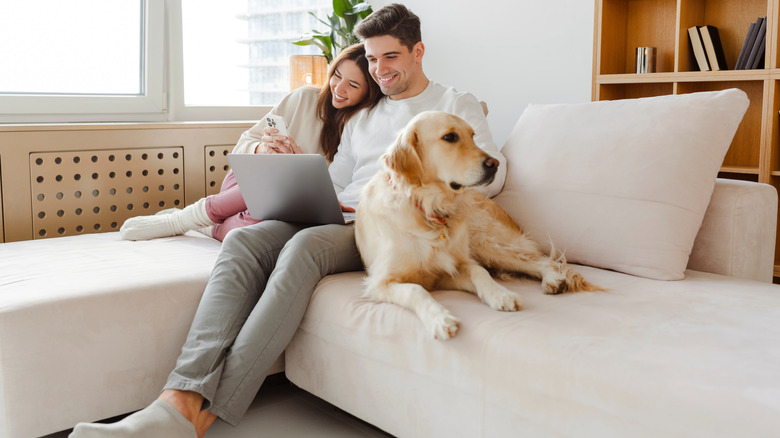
left=355, top=111, right=599, bottom=340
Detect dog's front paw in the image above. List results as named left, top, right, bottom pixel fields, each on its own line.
left=481, top=284, right=523, bottom=311
left=422, top=311, right=461, bottom=340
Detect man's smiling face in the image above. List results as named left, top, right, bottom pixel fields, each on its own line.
left=364, top=34, right=423, bottom=100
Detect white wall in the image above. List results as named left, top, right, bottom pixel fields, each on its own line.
left=367, top=0, right=595, bottom=146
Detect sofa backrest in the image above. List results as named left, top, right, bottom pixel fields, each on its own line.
left=688, top=178, right=777, bottom=282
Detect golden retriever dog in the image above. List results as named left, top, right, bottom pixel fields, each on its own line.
left=355, top=111, right=599, bottom=340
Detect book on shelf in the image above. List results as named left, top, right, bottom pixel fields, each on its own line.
left=751, top=32, right=766, bottom=68
left=735, top=20, right=758, bottom=69
left=699, top=25, right=728, bottom=70
left=745, top=17, right=766, bottom=69
left=688, top=26, right=710, bottom=71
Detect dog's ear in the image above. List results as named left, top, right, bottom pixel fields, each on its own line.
left=383, top=129, right=423, bottom=186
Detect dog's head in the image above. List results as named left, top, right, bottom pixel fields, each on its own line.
left=383, top=111, right=499, bottom=191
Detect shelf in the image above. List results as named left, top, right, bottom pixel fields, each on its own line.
left=598, top=0, right=769, bottom=75
left=598, top=82, right=674, bottom=100
left=595, top=0, right=780, bottom=280
left=722, top=166, right=760, bottom=174
left=596, top=73, right=681, bottom=84
left=678, top=0, right=768, bottom=73
left=596, top=70, right=771, bottom=84
left=598, top=0, right=678, bottom=74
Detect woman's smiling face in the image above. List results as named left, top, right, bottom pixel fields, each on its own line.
left=330, top=59, right=368, bottom=109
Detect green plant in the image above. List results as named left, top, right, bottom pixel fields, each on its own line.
left=293, top=0, right=373, bottom=63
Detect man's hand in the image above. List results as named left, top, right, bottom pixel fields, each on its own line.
left=339, top=202, right=356, bottom=213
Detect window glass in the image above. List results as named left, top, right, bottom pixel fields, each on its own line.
left=181, top=0, right=330, bottom=106
left=0, top=0, right=143, bottom=95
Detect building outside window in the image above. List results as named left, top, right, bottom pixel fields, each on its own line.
left=183, top=0, right=331, bottom=107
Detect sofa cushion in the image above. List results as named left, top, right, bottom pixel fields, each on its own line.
left=286, top=269, right=780, bottom=437
left=0, top=232, right=220, bottom=437
left=493, top=89, right=749, bottom=280
left=0, top=231, right=278, bottom=437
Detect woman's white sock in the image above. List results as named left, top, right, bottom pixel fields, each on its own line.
left=119, top=198, right=215, bottom=241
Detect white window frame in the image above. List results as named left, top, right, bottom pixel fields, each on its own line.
left=0, top=0, right=165, bottom=123
left=166, top=0, right=270, bottom=122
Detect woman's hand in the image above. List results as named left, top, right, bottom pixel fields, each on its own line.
left=256, top=127, right=304, bottom=154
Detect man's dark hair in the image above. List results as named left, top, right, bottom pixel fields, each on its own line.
left=354, top=3, right=422, bottom=51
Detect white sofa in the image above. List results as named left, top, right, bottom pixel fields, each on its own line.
left=1, top=179, right=774, bottom=438
left=285, top=179, right=780, bottom=438
left=284, top=90, right=780, bottom=437
left=2, top=90, right=780, bottom=437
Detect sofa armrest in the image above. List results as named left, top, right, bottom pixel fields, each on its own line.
left=687, top=178, right=778, bottom=282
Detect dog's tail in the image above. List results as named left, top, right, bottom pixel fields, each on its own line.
left=564, top=268, right=606, bottom=292
left=549, top=237, right=607, bottom=292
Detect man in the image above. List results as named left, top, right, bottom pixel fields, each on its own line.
left=331, top=4, right=505, bottom=205
left=70, top=4, right=505, bottom=438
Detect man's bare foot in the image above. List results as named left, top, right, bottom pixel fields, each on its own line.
left=193, top=411, right=218, bottom=438
left=158, top=390, right=216, bottom=438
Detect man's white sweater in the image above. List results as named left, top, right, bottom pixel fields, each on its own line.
left=329, top=80, right=506, bottom=209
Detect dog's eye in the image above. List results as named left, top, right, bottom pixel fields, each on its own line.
left=450, top=182, right=463, bottom=190
left=442, top=132, right=459, bottom=143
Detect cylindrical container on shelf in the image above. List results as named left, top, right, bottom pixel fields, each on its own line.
left=635, top=47, right=656, bottom=73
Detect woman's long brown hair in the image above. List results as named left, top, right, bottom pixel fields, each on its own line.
left=316, top=44, right=383, bottom=161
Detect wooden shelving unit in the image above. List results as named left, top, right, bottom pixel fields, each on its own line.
left=593, top=0, right=780, bottom=280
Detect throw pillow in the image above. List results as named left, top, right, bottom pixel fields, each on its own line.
left=493, top=89, right=749, bottom=280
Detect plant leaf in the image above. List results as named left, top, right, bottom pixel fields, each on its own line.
left=293, top=37, right=333, bottom=62
left=351, top=3, right=372, bottom=14
left=344, top=3, right=372, bottom=19
left=295, top=0, right=371, bottom=61
left=332, top=0, right=349, bottom=18
left=309, top=11, right=337, bottom=31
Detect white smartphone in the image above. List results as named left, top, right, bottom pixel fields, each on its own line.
left=264, top=114, right=289, bottom=137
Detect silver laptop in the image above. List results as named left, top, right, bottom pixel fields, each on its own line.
left=227, top=153, right=354, bottom=225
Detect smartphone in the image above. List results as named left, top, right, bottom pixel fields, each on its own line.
left=264, top=114, right=289, bottom=138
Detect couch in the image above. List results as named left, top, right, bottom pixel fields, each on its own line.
left=284, top=89, right=780, bottom=437
left=2, top=89, right=779, bottom=437
left=286, top=181, right=780, bottom=438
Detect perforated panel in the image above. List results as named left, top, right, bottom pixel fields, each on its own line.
left=205, top=145, right=232, bottom=196
left=0, top=155, right=4, bottom=243
left=30, top=148, right=184, bottom=239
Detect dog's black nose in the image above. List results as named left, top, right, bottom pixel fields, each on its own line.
left=483, top=157, right=499, bottom=175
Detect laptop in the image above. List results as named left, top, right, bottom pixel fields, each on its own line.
left=227, top=153, right=355, bottom=225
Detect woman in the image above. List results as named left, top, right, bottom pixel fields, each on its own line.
left=119, top=43, right=382, bottom=242
left=71, top=44, right=380, bottom=438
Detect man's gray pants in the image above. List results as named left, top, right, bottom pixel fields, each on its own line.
left=164, top=220, right=362, bottom=425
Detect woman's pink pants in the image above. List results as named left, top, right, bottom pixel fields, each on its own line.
left=205, top=170, right=261, bottom=242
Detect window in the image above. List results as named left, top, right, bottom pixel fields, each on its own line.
left=179, top=0, right=249, bottom=107
left=1, top=1, right=142, bottom=95
left=0, top=0, right=164, bottom=122
left=0, top=0, right=331, bottom=123
left=171, top=0, right=330, bottom=120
